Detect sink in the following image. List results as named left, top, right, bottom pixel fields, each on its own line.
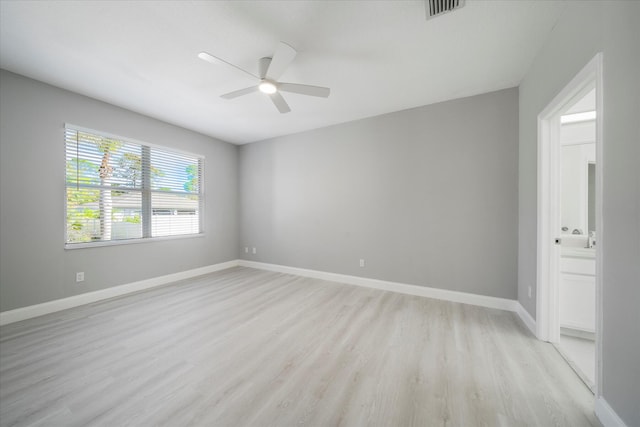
left=561, top=234, right=589, bottom=247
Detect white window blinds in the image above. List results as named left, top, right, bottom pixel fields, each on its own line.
left=65, top=126, right=203, bottom=245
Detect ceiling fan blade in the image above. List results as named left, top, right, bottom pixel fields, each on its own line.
left=220, top=86, right=259, bottom=100
left=278, top=83, right=330, bottom=98
left=265, top=42, right=297, bottom=81
left=269, top=92, right=291, bottom=113
left=198, top=51, right=258, bottom=80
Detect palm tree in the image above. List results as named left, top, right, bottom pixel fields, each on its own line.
left=96, top=137, right=121, bottom=240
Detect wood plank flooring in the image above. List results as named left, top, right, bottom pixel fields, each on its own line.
left=0, top=267, right=600, bottom=426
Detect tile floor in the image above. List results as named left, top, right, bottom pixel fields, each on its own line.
left=559, top=334, right=596, bottom=391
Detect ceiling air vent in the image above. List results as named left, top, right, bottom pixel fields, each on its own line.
left=425, top=0, right=466, bottom=20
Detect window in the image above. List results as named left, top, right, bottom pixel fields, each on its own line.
left=65, top=125, right=203, bottom=246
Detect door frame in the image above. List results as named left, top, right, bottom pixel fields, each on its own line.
left=536, top=53, right=603, bottom=396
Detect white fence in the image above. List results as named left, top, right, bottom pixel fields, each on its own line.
left=75, top=214, right=200, bottom=240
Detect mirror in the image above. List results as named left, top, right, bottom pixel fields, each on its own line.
left=588, top=162, right=595, bottom=233
left=560, top=120, right=596, bottom=236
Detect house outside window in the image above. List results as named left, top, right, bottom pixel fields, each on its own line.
left=65, top=125, right=203, bottom=247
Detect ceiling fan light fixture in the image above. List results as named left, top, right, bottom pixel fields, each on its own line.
left=208, top=42, right=330, bottom=113
left=259, top=81, right=277, bottom=94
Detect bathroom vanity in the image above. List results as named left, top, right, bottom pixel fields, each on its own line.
left=560, top=245, right=595, bottom=334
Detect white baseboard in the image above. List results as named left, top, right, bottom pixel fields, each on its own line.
left=596, top=397, right=629, bottom=427
left=516, top=302, right=537, bottom=337
left=0, top=260, right=240, bottom=326
left=238, top=260, right=519, bottom=313
left=1, top=259, right=537, bottom=337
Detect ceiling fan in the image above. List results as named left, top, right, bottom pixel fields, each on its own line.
left=198, top=42, right=330, bottom=114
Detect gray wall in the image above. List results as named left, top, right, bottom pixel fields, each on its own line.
left=0, top=70, right=239, bottom=312
left=518, top=2, right=639, bottom=425
left=240, top=88, right=518, bottom=300
left=3, top=5, right=638, bottom=421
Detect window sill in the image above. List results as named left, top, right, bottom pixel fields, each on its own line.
left=64, top=233, right=205, bottom=250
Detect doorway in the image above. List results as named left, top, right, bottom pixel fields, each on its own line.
left=536, top=53, right=603, bottom=395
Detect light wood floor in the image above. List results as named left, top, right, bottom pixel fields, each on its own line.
left=0, top=267, right=600, bottom=426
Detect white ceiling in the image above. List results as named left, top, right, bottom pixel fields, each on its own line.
left=0, top=0, right=566, bottom=144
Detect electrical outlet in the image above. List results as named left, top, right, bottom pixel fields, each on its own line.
left=528, top=286, right=532, bottom=298
left=252, top=247, right=257, bottom=254
left=76, top=272, right=85, bottom=282
left=244, top=247, right=248, bottom=253
left=359, top=259, right=365, bottom=267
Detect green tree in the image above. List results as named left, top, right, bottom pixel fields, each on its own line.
left=117, top=152, right=142, bottom=187
left=66, top=158, right=99, bottom=207
left=92, top=134, right=122, bottom=240
left=66, top=158, right=100, bottom=242
left=116, top=152, right=164, bottom=188
left=184, top=164, right=198, bottom=193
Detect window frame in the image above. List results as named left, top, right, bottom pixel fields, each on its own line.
left=64, top=124, right=205, bottom=249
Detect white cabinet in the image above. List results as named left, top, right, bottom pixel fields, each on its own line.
left=559, top=256, right=596, bottom=333
left=561, top=256, right=595, bottom=275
